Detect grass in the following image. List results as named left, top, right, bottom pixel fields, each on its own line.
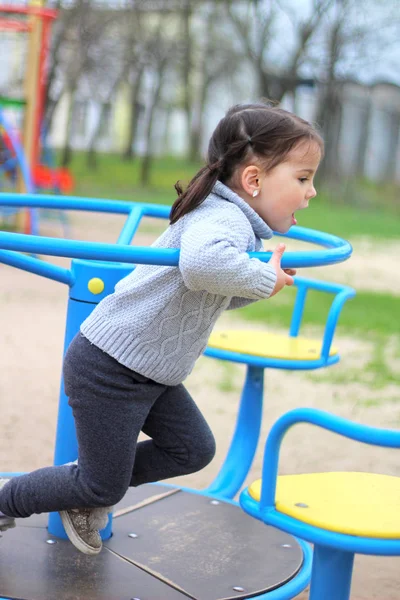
left=70, top=153, right=200, bottom=205
left=67, top=152, right=400, bottom=240
left=237, top=287, right=400, bottom=338
left=307, top=335, right=400, bottom=391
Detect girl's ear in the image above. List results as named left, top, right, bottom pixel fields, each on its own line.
left=240, top=165, right=261, bottom=197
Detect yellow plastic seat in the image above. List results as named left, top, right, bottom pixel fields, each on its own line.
left=208, top=330, right=338, bottom=361
left=249, top=472, right=400, bottom=539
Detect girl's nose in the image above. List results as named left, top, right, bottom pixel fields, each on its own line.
left=307, top=185, right=317, bottom=200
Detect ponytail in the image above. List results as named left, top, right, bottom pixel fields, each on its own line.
left=169, top=159, right=222, bottom=225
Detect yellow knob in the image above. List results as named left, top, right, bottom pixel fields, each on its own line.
left=88, top=278, right=105, bottom=295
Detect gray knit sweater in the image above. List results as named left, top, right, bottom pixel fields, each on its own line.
left=81, top=181, right=277, bottom=385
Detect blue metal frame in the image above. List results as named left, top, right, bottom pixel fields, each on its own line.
left=203, top=278, right=355, bottom=501
left=0, top=193, right=354, bottom=598
left=0, top=194, right=355, bottom=507
left=0, top=192, right=352, bottom=268
left=240, top=408, right=400, bottom=600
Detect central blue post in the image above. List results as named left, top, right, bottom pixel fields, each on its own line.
left=48, top=259, right=132, bottom=539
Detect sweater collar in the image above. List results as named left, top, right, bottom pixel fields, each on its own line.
left=212, top=180, right=273, bottom=240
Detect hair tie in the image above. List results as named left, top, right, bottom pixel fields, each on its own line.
left=247, top=136, right=253, bottom=146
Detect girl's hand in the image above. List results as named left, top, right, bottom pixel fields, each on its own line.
left=268, top=243, right=295, bottom=297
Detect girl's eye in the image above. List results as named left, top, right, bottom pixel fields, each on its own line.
left=299, top=178, right=308, bottom=183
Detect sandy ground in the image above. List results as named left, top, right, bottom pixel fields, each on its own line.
left=1, top=210, right=399, bottom=599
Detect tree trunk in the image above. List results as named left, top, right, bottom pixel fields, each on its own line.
left=86, top=101, right=112, bottom=170
left=189, top=76, right=208, bottom=162
left=140, top=62, right=167, bottom=186
left=317, top=82, right=343, bottom=182
left=383, top=110, right=400, bottom=182
left=182, top=0, right=192, bottom=146
left=60, top=85, right=77, bottom=167
left=355, top=99, right=371, bottom=177
left=122, top=66, right=145, bottom=161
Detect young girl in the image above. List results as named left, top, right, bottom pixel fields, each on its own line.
left=0, top=103, right=322, bottom=555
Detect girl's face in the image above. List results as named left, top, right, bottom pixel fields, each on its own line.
left=244, top=141, right=321, bottom=233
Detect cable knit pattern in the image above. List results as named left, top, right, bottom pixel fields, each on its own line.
left=81, top=181, right=277, bottom=385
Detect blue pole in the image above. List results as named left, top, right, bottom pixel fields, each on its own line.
left=309, top=545, right=354, bottom=600
left=47, top=259, right=132, bottom=540
left=204, top=365, right=264, bottom=499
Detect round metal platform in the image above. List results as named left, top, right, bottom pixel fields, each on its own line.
left=0, top=484, right=303, bottom=600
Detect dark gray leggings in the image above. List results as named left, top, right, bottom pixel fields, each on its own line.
left=0, top=333, right=216, bottom=518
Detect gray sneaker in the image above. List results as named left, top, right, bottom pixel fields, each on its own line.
left=0, top=479, right=16, bottom=532
left=60, top=508, right=102, bottom=555
left=60, top=462, right=112, bottom=555
left=59, top=505, right=112, bottom=556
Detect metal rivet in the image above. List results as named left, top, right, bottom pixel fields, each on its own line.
left=210, top=500, right=220, bottom=505
left=295, top=502, right=309, bottom=508
left=131, top=598, right=141, bottom=600
left=282, top=544, right=292, bottom=548
left=46, top=539, right=57, bottom=545
left=128, top=533, right=138, bottom=538
left=233, top=586, right=245, bottom=592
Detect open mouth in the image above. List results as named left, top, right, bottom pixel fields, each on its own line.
left=291, top=213, right=297, bottom=225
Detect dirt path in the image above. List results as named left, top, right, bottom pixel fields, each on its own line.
left=1, top=210, right=399, bottom=598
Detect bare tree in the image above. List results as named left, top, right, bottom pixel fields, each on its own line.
left=56, top=0, right=119, bottom=166
left=43, top=3, right=77, bottom=133
left=120, top=2, right=151, bottom=161
left=313, top=0, right=400, bottom=180
left=224, top=0, right=334, bottom=102
left=188, top=3, right=245, bottom=161
left=139, top=13, right=181, bottom=185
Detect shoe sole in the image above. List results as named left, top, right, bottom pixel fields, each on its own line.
left=59, top=510, right=102, bottom=556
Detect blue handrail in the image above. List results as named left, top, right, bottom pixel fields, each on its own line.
left=0, top=192, right=353, bottom=274
left=289, top=277, right=356, bottom=361
left=260, top=408, right=400, bottom=510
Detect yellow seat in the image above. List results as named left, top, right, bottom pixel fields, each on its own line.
left=249, top=472, right=400, bottom=539
left=208, top=330, right=338, bottom=361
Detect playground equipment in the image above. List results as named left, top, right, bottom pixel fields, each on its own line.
left=0, top=4, right=57, bottom=177
left=0, top=108, right=38, bottom=233
left=240, top=408, right=400, bottom=600
left=0, top=191, right=353, bottom=600
left=0, top=4, right=73, bottom=233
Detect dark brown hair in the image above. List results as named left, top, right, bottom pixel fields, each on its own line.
left=170, top=102, right=323, bottom=224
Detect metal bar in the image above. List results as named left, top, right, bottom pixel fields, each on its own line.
left=0, top=231, right=180, bottom=265
left=204, top=366, right=264, bottom=499
left=309, top=546, right=354, bottom=600
left=117, top=206, right=144, bottom=245
left=0, top=249, right=72, bottom=284
left=289, top=285, right=308, bottom=337
left=260, top=408, right=400, bottom=510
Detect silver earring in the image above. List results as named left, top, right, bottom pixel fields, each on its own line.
left=252, top=190, right=259, bottom=198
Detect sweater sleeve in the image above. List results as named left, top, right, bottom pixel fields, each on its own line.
left=179, top=218, right=277, bottom=299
